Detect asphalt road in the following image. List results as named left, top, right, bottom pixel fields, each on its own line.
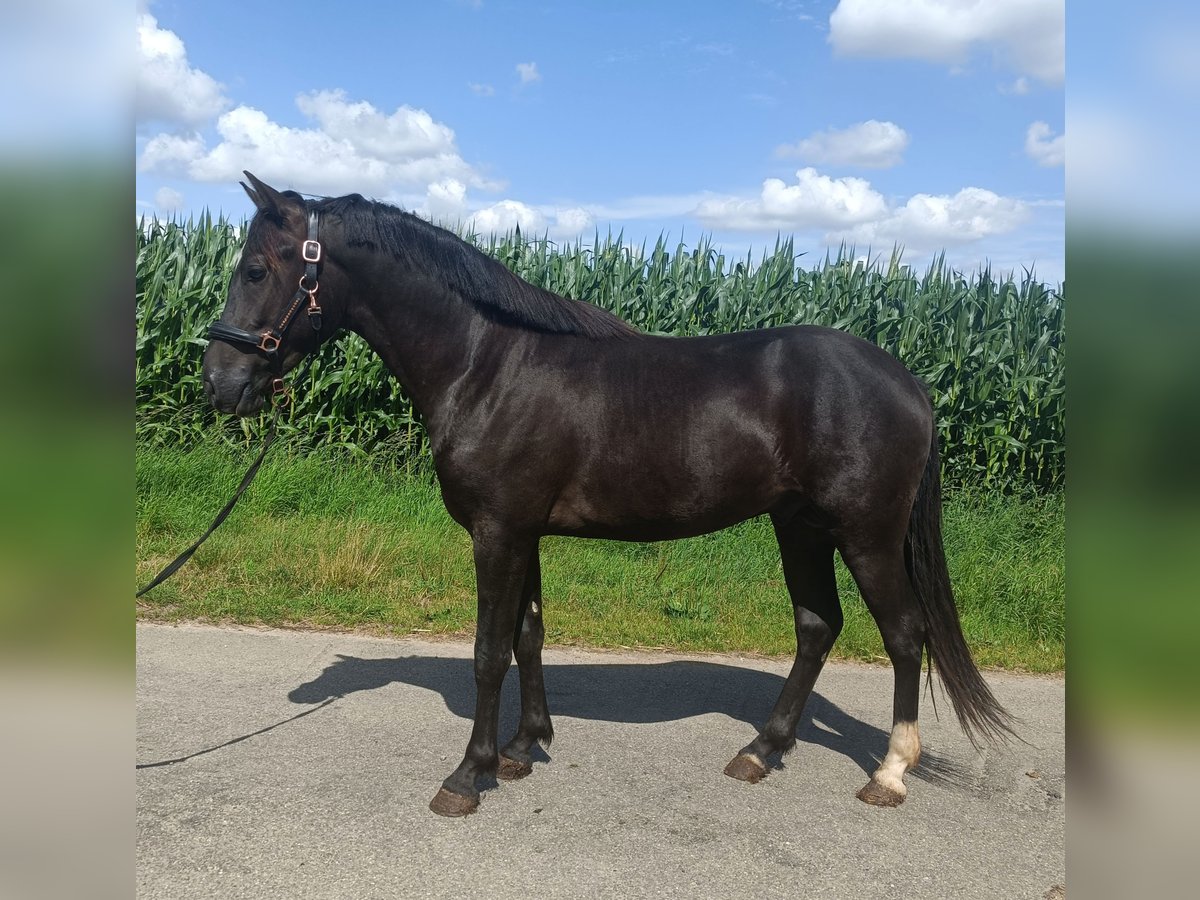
left=136, top=622, right=1064, bottom=899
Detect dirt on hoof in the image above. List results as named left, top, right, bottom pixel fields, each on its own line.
left=856, top=778, right=906, bottom=807
left=429, top=787, right=479, bottom=817
left=496, top=755, right=533, bottom=781
left=723, top=753, right=768, bottom=784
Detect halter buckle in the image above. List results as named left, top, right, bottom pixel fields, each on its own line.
left=301, top=240, right=322, bottom=263
left=258, top=333, right=281, bottom=354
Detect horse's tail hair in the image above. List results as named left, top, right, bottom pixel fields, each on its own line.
left=906, top=422, right=1017, bottom=747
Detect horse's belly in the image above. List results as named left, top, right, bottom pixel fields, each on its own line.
left=545, top=514, right=758, bottom=542
left=545, top=471, right=781, bottom=541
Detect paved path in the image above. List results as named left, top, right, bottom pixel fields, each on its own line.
left=136, top=622, right=1064, bottom=899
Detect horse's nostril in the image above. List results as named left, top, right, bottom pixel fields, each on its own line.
left=203, top=376, right=216, bottom=402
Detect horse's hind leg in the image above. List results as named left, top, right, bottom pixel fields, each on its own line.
left=725, top=520, right=842, bottom=783
left=498, top=547, right=553, bottom=780
left=839, top=541, right=926, bottom=807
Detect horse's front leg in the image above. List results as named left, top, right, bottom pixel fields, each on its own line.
left=498, top=547, right=553, bottom=780
left=429, top=529, right=533, bottom=817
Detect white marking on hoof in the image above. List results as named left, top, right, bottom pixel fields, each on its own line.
left=871, top=721, right=920, bottom=798
left=873, top=770, right=908, bottom=798
left=530, top=601, right=539, bottom=614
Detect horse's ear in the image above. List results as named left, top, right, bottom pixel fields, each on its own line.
left=240, top=179, right=260, bottom=207
left=241, top=171, right=296, bottom=221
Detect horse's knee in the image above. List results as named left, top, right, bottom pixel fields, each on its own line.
left=474, top=646, right=512, bottom=686
left=796, top=607, right=841, bottom=655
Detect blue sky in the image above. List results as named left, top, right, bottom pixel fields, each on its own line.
left=135, top=0, right=1064, bottom=282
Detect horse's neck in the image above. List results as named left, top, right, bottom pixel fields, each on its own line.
left=343, top=252, right=514, bottom=429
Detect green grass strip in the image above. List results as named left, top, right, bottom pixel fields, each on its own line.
left=136, top=441, right=1063, bottom=672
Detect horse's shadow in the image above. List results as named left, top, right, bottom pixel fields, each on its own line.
left=289, top=653, right=970, bottom=787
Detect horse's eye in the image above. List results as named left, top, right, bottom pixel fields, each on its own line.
left=246, top=265, right=267, bottom=283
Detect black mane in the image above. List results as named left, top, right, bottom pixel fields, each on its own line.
left=312, top=194, right=637, bottom=340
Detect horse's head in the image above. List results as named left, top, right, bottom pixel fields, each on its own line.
left=203, top=172, right=342, bottom=416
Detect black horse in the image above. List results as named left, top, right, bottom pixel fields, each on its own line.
left=203, top=173, right=1012, bottom=817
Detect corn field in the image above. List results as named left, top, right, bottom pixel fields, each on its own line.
left=136, top=215, right=1065, bottom=490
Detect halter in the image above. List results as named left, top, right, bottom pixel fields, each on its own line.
left=207, top=210, right=325, bottom=396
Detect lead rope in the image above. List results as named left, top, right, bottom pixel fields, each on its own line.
left=135, top=354, right=318, bottom=598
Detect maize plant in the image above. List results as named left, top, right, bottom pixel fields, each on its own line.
left=136, top=217, right=1064, bottom=490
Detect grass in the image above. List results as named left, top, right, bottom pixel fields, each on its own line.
left=135, top=440, right=1064, bottom=672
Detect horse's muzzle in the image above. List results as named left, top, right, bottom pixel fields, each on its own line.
left=204, top=371, right=268, bottom=416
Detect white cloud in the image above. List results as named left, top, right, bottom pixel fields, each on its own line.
left=516, top=62, right=541, bottom=84
left=137, top=90, right=496, bottom=197
left=839, top=187, right=1029, bottom=251
left=1025, top=121, right=1064, bottom=167
left=695, top=167, right=888, bottom=230
left=136, top=13, right=227, bottom=127
left=776, top=120, right=909, bottom=168
left=420, top=182, right=593, bottom=239
left=295, top=90, right=457, bottom=160
left=828, top=0, right=1064, bottom=85
left=472, top=199, right=546, bottom=234
left=465, top=201, right=591, bottom=238
left=553, top=207, right=595, bottom=236
left=693, top=165, right=1030, bottom=254
left=138, top=131, right=203, bottom=169
left=468, top=82, right=496, bottom=96
left=422, top=178, right=470, bottom=222
left=154, top=186, right=184, bottom=212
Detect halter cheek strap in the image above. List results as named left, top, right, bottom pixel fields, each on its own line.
left=208, top=210, right=324, bottom=373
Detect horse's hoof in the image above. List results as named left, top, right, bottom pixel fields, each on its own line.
left=724, top=752, right=768, bottom=784
left=429, top=787, right=479, bottom=817
left=497, top=755, right=533, bottom=781
left=856, top=778, right=906, bottom=807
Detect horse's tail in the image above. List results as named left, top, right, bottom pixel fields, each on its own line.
left=906, top=423, right=1017, bottom=746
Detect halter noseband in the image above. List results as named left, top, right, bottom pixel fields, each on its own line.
left=208, top=210, right=324, bottom=384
